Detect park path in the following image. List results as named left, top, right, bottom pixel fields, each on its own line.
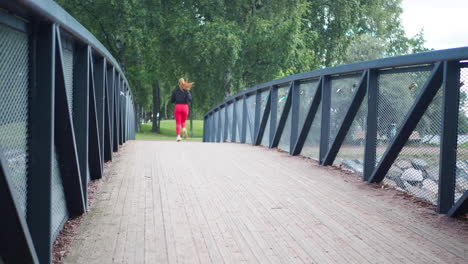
left=65, top=140, right=468, bottom=264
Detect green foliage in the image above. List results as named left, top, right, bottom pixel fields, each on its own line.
left=56, top=0, right=429, bottom=119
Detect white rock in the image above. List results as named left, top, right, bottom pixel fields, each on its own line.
left=422, top=179, right=438, bottom=191
left=401, top=168, right=424, bottom=182
left=396, top=160, right=412, bottom=169
left=455, top=177, right=468, bottom=193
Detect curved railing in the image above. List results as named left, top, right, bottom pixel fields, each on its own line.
left=0, top=1, right=136, bottom=263
left=204, top=47, right=468, bottom=219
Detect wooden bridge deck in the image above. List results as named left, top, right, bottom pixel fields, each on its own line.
left=65, top=140, right=468, bottom=264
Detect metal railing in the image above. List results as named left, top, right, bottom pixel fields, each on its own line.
left=204, top=47, right=468, bottom=219
left=0, top=0, right=136, bottom=263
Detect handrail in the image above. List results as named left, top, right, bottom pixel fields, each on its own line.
left=205, top=47, right=468, bottom=117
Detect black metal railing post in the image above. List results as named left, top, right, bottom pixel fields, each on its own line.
left=269, top=86, right=278, bottom=147
left=438, top=61, right=460, bottom=213
left=73, top=44, right=90, bottom=207
left=203, top=116, right=207, bottom=142
left=241, top=95, right=248, bottom=143
left=104, top=65, right=114, bottom=161
left=254, top=90, right=261, bottom=139
left=363, top=69, right=379, bottom=181
left=224, top=104, right=229, bottom=142
left=216, top=109, right=221, bottom=142
left=232, top=101, right=237, bottom=142
left=112, top=74, right=119, bottom=152
left=290, top=81, right=300, bottom=154
left=94, top=57, right=105, bottom=167
left=27, top=22, right=55, bottom=264
left=319, top=76, right=331, bottom=164
left=88, top=50, right=103, bottom=180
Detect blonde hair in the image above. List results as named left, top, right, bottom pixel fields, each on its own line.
left=178, top=77, right=194, bottom=90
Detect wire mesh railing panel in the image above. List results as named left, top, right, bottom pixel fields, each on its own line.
left=51, top=147, right=69, bottom=240
left=298, top=79, right=320, bottom=130
left=278, top=109, right=291, bottom=152
left=0, top=24, right=30, bottom=217
left=226, top=103, right=233, bottom=142
left=302, top=102, right=322, bottom=160
left=246, top=94, right=256, bottom=144
left=276, top=84, right=290, bottom=129
left=61, top=35, right=74, bottom=116
left=329, top=74, right=362, bottom=149
left=382, top=88, right=443, bottom=205
left=261, top=116, right=271, bottom=147
left=456, top=67, right=468, bottom=202
left=235, top=100, right=243, bottom=142
left=259, top=90, right=270, bottom=146
left=376, top=68, right=431, bottom=162
left=333, top=98, right=368, bottom=176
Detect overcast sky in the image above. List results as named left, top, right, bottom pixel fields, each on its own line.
left=401, top=0, right=468, bottom=50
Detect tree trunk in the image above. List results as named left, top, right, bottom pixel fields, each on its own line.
left=152, top=79, right=160, bottom=133
left=164, top=100, right=168, bottom=120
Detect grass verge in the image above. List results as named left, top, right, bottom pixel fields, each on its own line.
left=136, top=120, right=203, bottom=141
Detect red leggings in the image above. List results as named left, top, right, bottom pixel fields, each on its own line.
left=174, top=104, right=189, bottom=135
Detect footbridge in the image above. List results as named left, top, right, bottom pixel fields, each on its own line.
left=0, top=1, right=467, bottom=264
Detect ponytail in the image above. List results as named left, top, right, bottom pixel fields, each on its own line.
left=178, top=77, right=194, bottom=90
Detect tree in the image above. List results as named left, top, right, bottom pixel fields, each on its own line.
left=56, top=0, right=430, bottom=123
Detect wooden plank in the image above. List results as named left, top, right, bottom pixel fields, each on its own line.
left=65, top=141, right=468, bottom=264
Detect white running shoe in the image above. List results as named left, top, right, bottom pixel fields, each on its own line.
left=182, top=128, right=188, bottom=139
left=176, top=135, right=182, bottom=142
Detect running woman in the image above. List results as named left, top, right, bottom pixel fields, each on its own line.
left=171, top=78, right=193, bottom=141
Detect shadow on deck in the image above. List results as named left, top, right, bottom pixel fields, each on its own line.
left=64, top=141, right=468, bottom=264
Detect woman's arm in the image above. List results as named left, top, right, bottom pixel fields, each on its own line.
left=171, top=90, right=176, bottom=104
left=186, top=90, right=192, bottom=103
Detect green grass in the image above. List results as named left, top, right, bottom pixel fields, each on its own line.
left=136, top=120, right=203, bottom=141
